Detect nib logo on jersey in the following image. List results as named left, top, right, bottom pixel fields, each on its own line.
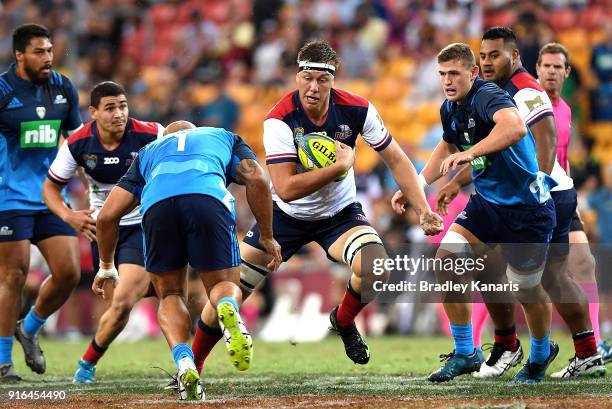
left=20, top=120, right=61, bottom=148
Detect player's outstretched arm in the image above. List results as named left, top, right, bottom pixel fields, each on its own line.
left=390, top=140, right=453, bottom=214
left=436, top=165, right=472, bottom=216
left=440, top=107, right=526, bottom=175
left=93, top=186, right=139, bottom=299
left=380, top=140, right=443, bottom=236
left=236, top=158, right=282, bottom=271
left=42, top=178, right=96, bottom=241
left=269, top=140, right=354, bottom=203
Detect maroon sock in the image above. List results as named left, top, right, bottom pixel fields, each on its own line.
left=192, top=319, right=223, bottom=374
left=82, top=338, right=107, bottom=365
left=494, top=326, right=518, bottom=352
left=336, top=282, right=368, bottom=327
left=573, top=330, right=597, bottom=359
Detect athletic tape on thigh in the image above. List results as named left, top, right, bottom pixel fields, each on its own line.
left=506, top=264, right=544, bottom=290
left=438, top=231, right=472, bottom=255
left=342, top=226, right=383, bottom=268
left=240, top=259, right=271, bottom=290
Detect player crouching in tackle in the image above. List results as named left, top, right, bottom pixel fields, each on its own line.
left=93, top=121, right=281, bottom=401
left=191, top=39, right=443, bottom=374
left=43, top=81, right=164, bottom=384
left=392, top=43, right=558, bottom=383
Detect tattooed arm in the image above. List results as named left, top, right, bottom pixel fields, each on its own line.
left=235, top=158, right=281, bottom=270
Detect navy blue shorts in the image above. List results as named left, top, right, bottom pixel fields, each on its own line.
left=0, top=210, right=76, bottom=244
left=142, top=194, right=240, bottom=273
left=243, top=202, right=371, bottom=262
left=455, top=194, right=556, bottom=271
left=549, top=189, right=578, bottom=257
left=91, top=224, right=144, bottom=273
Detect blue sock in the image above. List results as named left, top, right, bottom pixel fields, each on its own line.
left=171, top=343, right=194, bottom=369
left=23, top=307, right=47, bottom=336
left=217, top=297, right=239, bottom=312
left=530, top=333, right=551, bottom=364
left=450, top=323, right=474, bottom=356
left=0, top=337, right=13, bottom=365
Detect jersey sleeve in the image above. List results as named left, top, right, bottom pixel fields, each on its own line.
left=61, top=77, right=83, bottom=134
left=227, top=134, right=258, bottom=184
left=117, top=155, right=144, bottom=202
left=47, top=141, right=78, bottom=185
left=472, top=85, right=516, bottom=124
left=361, top=102, right=393, bottom=151
left=155, top=123, right=165, bottom=139
left=263, top=118, right=298, bottom=165
left=513, top=88, right=554, bottom=127
left=440, top=102, right=454, bottom=143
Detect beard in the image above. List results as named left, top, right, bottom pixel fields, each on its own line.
left=24, top=62, right=51, bottom=85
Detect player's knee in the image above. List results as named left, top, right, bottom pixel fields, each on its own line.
left=437, top=231, right=472, bottom=259
left=63, top=270, right=81, bottom=289
left=506, top=264, right=544, bottom=293
left=239, top=259, right=270, bottom=293
left=0, top=266, right=27, bottom=290
left=342, top=226, right=384, bottom=271
left=435, top=231, right=473, bottom=281
left=110, top=299, right=132, bottom=322
left=569, top=246, right=596, bottom=282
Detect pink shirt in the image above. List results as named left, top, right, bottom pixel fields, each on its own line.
left=552, top=97, right=572, bottom=173
left=427, top=191, right=470, bottom=244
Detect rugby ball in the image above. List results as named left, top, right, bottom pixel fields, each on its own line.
left=296, top=132, right=348, bottom=181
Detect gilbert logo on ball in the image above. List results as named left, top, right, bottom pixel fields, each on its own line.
left=296, top=132, right=348, bottom=181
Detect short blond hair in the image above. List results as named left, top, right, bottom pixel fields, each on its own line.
left=538, top=43, right=570, bottom=68
left=437, top=43, right=476, bottom=68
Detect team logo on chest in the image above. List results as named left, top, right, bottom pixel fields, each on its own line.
left=293, top=127, right=305, bottom=139
left=83, top=154, right=98, bottom=170
left=335, top=124, right=352, bottom=140
left=36, top=106, right=46, bottom=119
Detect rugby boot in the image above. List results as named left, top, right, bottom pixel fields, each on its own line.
left=514, top=340, right=559, bottom=384
left=551, top=353, right=606, bottom=378
left=473, top=340, right=523, bottom=378
left=14, top=319, right=45, bottom=374
left=329, top=306, right=370, bottom=364
left=178, top=367, right=204, bottom=401
left=428, top=348, right=484, bottom=382
left=217, top=301, right=253, bottom=371
left=0, top=364, right=21, bottom=382
left=73, top=360, right=96, bottom=384
left=597, top=339, right=612, bottom=364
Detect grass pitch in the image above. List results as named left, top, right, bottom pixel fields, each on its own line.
left=1, top=334, right=611, bottom=407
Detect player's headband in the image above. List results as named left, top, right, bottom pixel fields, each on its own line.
left=298, top=61, right=336, bottom=75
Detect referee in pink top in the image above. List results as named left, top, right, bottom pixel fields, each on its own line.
left=536, top=42, right=611, bottom=364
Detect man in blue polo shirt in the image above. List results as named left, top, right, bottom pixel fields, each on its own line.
left=0, top=24, right=82, bottom=381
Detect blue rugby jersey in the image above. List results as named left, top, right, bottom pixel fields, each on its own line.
left=0, top=64, right=82, bottom=211
left=440, top=78, right=556, bottom=206
left=118, top=127, right=257, bottom=216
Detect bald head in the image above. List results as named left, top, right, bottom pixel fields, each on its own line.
left=163, top=120, right=196, bottom=136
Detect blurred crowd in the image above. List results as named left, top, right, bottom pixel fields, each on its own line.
left=2, top=0, right=611, bottom=338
